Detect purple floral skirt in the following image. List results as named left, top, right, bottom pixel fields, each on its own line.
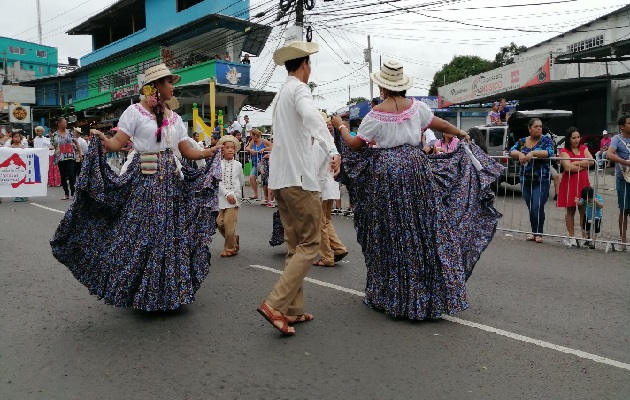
left=339, top=141, right=503, bottom=320
left=51, top=139, right=221, bottom=311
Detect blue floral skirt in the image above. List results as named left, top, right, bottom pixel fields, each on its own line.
left=51, top=139, right=221, bottom=311
left=339, top=142, right=503, bottom=320
left=269, top=210, right=284, bottom=246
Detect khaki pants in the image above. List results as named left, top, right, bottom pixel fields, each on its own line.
left=266, top=186, right=321, bottom=316
left=217, top=207, right=239, bottom=252
left=319, top=199, right=347, bottom=265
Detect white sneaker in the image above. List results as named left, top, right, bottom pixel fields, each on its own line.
left=563, top=238, right=578, bottom=247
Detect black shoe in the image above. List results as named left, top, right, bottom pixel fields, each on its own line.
left=553, top=194, right=557, bottom=201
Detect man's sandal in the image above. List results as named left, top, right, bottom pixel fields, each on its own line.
left=257, top=302, right=295, bottom=335
left=287, top=314, right=314, bottom=325
left=220, top=250, right=238, bottom=257
left=312, top=259, right=334, bottom=267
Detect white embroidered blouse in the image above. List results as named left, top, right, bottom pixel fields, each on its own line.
left=117, top=104, right=188, bottom=152
left=218, top=159, right=245, bottom=209
left=357, top=99, right=434, bottom=149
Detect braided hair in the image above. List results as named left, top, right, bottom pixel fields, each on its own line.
left=151, top=79, right=166, bottom=143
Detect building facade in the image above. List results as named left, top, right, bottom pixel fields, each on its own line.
left=437, top=5, right=630, bottom=139
left=0, top=37, right=58, bottom=83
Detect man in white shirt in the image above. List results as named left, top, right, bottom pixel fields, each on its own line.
left=257, top=41, right=340, bottom=336
left=230, top=120, right=242, bottom=136
left=33, top=126, right=52, bottom=149
left=243, top=115, right=252, bottom=139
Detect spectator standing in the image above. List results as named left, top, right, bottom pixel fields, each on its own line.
left=243, top=115, right=252, bottom=139
left=557, top=127, right=593, bottom=247
left=74, top=128, right=89, bottom=178
left=245, top=128, right=271, bottom=201
left=606, top=116, right=630, bottom=251
left=596, top=130, right=611, bottom=169
left=575, top=186, right=603, bottom=249
left=498, top=98, right=511, bottom=123
left=509, top=118, right=555, bottom=243
left=241, top=54, right=251, bottom=64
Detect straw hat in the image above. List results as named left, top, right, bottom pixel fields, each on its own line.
left=144, top=63, right=181, bottom=85
left=165, top=97, right=180, bottom=110
left=273, top=41, right=320, bottom=66
left=34, top=125, right=45, bottom=133
left=370, top=60, right=413, bottom=92
left=217, top=134, right=241, bottom=152
left=320, top=111, right=330, bottom=123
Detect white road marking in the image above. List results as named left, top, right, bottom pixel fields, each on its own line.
left=251, top=264, right=630, bottom=372
left=31, top=203, right=66, bottom=214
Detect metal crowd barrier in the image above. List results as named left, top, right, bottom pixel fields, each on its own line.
left=489, top=155, right=629, bottom=252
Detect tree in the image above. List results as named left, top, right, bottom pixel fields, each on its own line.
left=428, top=55, right=494, bottom=96
left=493, top=42, right=528, bottom=68
left=347, top=97, right=368, bottom=105
left=308, top=81, right=323, bottom=100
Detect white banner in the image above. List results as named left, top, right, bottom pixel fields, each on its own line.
left=0, top=147, right=49, bottom=197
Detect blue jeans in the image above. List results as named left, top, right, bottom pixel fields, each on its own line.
left=521, top=179, right=550, bottom=235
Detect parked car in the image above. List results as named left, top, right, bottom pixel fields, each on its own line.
left=474, top=109, right=572, bottom=185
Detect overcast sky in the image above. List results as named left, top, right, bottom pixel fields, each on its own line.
left=1, top=0, right=627, bottom=126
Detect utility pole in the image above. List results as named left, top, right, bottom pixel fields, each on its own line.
left=36, top=0, right=43, bottom=44
left=296, top=0, right=304, bottom=26
left=367, top=35, right=373, bottom=100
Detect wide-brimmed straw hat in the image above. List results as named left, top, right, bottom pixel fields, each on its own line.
left=320, top=111, right=330, bottom=123
left=34, top=125, right=45, bottom=132
left=370, top=60, right=413, bottom=92
left=217, top=134, right=241, bottom=152
left=165, top=97, right=180, bottom=110
left=273, top=41, right=320, bottom=66
left=144, top=63, right=181, bottom=85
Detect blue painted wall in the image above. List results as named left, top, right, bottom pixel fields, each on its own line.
left=80, top=0, right=250, bottom=67
left=33, top=79, right=76, bottom=106
left=0, top=37, right=58, bottom=77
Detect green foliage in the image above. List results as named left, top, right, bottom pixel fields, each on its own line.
left=429, top=55, right=494, bottom=96
left=346, top=97, right=368, bottom=105
left=493, top=42, right=528, bottom=68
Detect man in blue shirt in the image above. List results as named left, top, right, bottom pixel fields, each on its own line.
left=606, top=115, right=630, bottom=251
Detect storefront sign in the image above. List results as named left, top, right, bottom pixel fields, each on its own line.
left=111, top=84, right=139, bottom=101
left=9, top=104, right=31, bottom=123
left=0, top=85, right=36, bottom=104
left=438, top=56, right=550, bottom=107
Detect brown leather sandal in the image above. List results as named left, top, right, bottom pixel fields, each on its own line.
left=220, top=250, right=238, bottom=257
left=312, top=259, right=334, bottom=267
left=287, top=313, right=314, bottom=324
left=257, top=302, right=295, bottom=335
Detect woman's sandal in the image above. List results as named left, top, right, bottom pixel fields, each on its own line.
left=257, top=302, right=295, bottom=335
left=535, top=236, right=544, bottom=243
left=220, top=250, right=238, bottom=257
left=312, top=259, right=334, bottom=267
left=526, top=234, right=536, bottom=241
left=287, top=313, right=314, bottom=325
left=62, top=195, right=70, bottom=200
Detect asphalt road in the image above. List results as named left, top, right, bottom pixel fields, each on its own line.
left=1, top=187, right=629, bottom=400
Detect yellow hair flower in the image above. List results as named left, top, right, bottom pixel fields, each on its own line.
left=142, top=84, right=156, bottom=97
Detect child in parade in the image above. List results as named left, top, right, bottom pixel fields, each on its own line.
left=217, top=135, right=245, bottom=257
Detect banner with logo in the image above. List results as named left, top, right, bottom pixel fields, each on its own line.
left=0, top=147, right=49, bottom=197
left=9, top=104, right=31, bottom=124
left=438, top=56, right=551, bottom=108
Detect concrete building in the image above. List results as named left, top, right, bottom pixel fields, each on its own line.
left=23, top=0, right=275, bottom=131
left=438, top=5, right=630, bottom=145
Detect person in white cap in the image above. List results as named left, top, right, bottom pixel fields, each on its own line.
left=595, top=130, right=611, bottom=170
left=52, top=63, right=224, bottom=311
left=256, top=41, right=340, bottom=335
left=332, top=59, right=503, bottom=321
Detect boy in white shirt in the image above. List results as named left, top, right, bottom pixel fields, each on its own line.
left=217, top=135, right=245, bottom=257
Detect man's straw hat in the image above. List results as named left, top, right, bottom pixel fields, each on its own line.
left=273, top=41, right=320, bottom=66
left=217, top=134, right=241, bottom=152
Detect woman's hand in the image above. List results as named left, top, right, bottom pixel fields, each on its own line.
left=204, top=145, right=223, bottom=158
left=331, top=115, right=343, bottom=130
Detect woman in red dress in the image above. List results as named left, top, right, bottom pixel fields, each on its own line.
left=557, top=127, right=594, bottom=246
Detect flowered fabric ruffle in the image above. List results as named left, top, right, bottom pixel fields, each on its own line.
left=338, top=138, right=503, bottom=320
left=51, top=138, right=221, bottom=311
left=48, top=155, right=61, bottom=186
left=269, top=210, right=284, bottom=246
